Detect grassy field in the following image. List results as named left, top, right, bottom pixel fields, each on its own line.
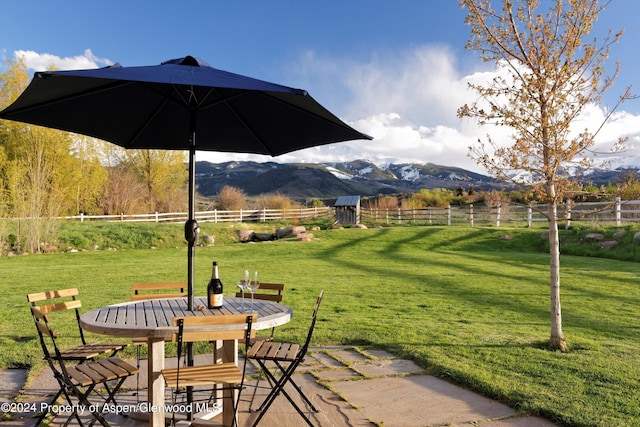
left=1, top=222, right=639, bottom=426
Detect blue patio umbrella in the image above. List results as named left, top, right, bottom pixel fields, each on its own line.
left=0, top=55, right=372, bottom=310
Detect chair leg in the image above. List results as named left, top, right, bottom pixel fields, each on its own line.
left=251, top=360, right=316, bottom=427
left=248, top=362, right=276, bottom=412
left=135, top=344, right=142, bottom=404
left=256, top=360, right=317, bottom=413
left=34, top=387, right=63, bottom=426
left=275, top=360, right=317, bottom=411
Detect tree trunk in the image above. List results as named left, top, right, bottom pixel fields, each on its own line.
left=548, top=202, right=567, bottom=351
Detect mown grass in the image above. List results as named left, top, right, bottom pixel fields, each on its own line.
left=1, top=222, right=639, bottom=426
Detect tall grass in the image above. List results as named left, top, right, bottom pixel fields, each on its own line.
left=1, top=223, right=639, bottom=426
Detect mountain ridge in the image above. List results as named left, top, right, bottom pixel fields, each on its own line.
left=194, top=159, right=635, bottom=199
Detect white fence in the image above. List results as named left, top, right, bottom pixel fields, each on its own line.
left=64, top=206, right=334, bottom=224
left=361, top=198, right=640, bottom=227
left=58, top=198, right=640, bottom=227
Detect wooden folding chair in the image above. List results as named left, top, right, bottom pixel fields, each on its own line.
left=30, top=306, right=138, bottom=427
left=130, top=281, right=187, bottom=300
left=235, top=282, right=285, bottom=410
left=246, top=290, right=324, bottom=427
left=27, top=288, right=127, bottom=361
left=129, top=282, right=187, bottom=400
left=27, top=289, right=129, bottom=425
left=161, top=314, right=257, bottom=427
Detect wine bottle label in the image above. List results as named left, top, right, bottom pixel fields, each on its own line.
left=210, top=293, right=223, bottom=308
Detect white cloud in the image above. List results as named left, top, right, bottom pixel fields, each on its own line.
left=14, top=49, right=113, bottom=71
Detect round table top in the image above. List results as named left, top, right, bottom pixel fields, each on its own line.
left=80, top=296, right=292, bottom=340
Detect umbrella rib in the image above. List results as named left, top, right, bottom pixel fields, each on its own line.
left=126, top=96, right=171, bottom=148
left=259, top=91, right=369, bottom=138
left=125, top=83, right=209, bottom=147
left=207, top=88, right=271, bottom=152
left=1, top=79, right=134, bottom=117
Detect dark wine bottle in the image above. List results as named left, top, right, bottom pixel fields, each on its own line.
left=207, top=261, right=223, bottom=309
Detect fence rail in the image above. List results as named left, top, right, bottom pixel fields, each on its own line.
left=62, top=206, right=334, bottom=224
left=360, top=198, right=640, bottom=227
left=52, top=198, right=640, bottom=227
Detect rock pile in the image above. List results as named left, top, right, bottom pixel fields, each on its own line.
left=236, top=225, right=313, bottom=243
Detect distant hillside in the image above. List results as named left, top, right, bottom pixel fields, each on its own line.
left=194, top=159, right=636, bottom=200
left=195, top=159, right=506, bottom=199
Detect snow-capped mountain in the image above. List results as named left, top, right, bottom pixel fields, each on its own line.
left=194, top=159, right=508, bottom=199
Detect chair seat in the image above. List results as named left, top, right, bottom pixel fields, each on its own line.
left=59, top=342, right=127, bottom=360
left=67, top=357, right=138, bottom=387
left=162, top=362, right=243, bottom=388
left=247, top=340, right=300, bottom=361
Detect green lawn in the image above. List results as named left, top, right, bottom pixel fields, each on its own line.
left=1, top=225, right=639, bottom=426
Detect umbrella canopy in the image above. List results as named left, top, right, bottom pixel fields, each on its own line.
left=0, top=55, right=372, bottom=310
left=0, top=55, right=370, bottom=153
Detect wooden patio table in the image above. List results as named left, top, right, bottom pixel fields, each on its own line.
left=80, top=296, right=292, bottom=427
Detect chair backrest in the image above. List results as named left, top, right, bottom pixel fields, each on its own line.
left=301, top=290, right=324, bottom=353
left=235, top=282, right=285, bottom=302
left=30, top=306, right=69, bottom=379
left=171, top=314, right=257, bottom=343
left=131, top=282, right=187, bottom=301
left=27, top=288, right=86, bottom=344
left=171, top=314, right=257, bottom=403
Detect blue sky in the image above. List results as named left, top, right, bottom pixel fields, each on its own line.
left=2, top=0, right=640, bottom=173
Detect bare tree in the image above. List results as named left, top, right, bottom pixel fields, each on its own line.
left=458, top=0, right=632, bottom=350
left=217, top=185, right=247, bottom=210
left=100, top=166, right=146, bottom=215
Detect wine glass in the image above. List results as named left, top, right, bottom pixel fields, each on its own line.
left=237, top=269, right=249, bottom=311
left=247, top=271, right=260, bottom=312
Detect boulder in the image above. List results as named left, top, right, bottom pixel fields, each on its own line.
left=236, top=229, right=255, bottom=243
left=584, top=233, right=604, bottom=241
left=353, top=223, right=368, bottom=229
left=297, top=232, right=314, bottom=242
left=613, top=230, right=626, bottom=239
left=254, top=232, right=275, bottom=242
left=276, top=226, right=306, bottom=239
left=597, top=241, right=618, bottom=249
left=634, top=231, right=640, bottom=245
left=202, top=235, right=215, bottom=246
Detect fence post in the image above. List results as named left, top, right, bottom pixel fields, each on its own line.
left=469, top=204, right=474, bottom=227
left=428, top=207, right=432, bottom=224
left=155, top=212, right=159, bottom=223
left=397, top=208, right=402, bottom=224
left=214, top=209, right=218, bottom=223
left=616, top=197, right=621, bottom=227
left=527, top=204, right=532, bottom=228
left=239, top=209, right=243, bottom=223
left=80, top=212, right=84, bottom=223
left=496, top=205, right=501, bottom=227
left=447, top=205, right=451, bottom=226
left=565, top=200, right=571, bottom=230
left=120, top=212, right=124, bottom=222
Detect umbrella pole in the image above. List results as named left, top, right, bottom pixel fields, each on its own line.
left=185, top=128, right=197, bottom=413
left=187, top=140, right=196, bottom=312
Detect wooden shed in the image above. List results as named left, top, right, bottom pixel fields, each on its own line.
left=334, top=195, right=361, bottom=224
